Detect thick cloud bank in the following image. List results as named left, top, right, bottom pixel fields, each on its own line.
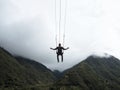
left=0, top=0, right=120, bottom=71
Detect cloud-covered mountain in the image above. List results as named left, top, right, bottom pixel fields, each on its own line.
left=0, top=47, right=56, bottom=90
left=1, top=47, right=120, bottom=90
left=54, top=55, right=120, bottom=90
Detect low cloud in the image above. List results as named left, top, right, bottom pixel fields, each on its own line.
left=0, top=0, right=120, bottom=71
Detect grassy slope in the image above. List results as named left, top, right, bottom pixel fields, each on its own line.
left=0, top=48, right=56, bottom=90
left=1, top=47, right=120, bottom=90
left=54, top=56, right=120, bottom=90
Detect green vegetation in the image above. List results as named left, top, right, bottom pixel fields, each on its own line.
left=0, top=47, right=120, bottom=90
left=0, top=47, right=56, bottom=90
left=54, top=56, right=120, bottom=90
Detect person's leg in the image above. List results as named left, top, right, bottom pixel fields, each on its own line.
left=61, top=54, right=63, bottom=62
left=57, top=54, right=59, bottom=62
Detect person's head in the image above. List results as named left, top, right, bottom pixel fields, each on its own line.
left=59, top=43, right=61, bottom=47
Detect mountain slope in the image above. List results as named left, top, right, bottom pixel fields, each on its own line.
left=1, top=46, right=120, bottom=90
left=16, top=56, right=56, bottom=84
left=0, top=47, right=25, bottom=88
left=54, top=55, right=120, bottom=90
left=0, top=47, right=56, bottom=89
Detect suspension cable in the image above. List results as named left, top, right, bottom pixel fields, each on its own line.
left=63, top=0, right=67, bottom=47
left=55, top=0, right=57, bottom=47
left=59, top=0, right=62, bottom=44
left=55, top=0, right=67, bottom=46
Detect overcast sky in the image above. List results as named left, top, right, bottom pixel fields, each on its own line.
left=1, top=0, right=120, bottom=71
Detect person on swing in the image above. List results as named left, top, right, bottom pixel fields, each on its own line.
left=50, top=43, right=69, bottom=62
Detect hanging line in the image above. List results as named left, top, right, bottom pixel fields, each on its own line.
left=55, top=0, right=67, bottom=46
left=63, top=0, right=67, bottom=47
left=59, top=0, right=62, bottom=44
left=55, top=0, right=57, bottom=47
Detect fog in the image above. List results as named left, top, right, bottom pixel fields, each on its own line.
left=0, top=0, right=120, bottom=71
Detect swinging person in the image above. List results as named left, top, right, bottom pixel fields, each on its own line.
left=50, top=43, right=69, bottom=62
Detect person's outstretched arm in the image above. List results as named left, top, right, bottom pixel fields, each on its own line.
left=50, top=47, right=57, bottom=50
left=63, top=47, right=69, bottom=50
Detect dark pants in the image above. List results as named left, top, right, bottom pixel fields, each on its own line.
left=57, top=53, right=63, bottom=62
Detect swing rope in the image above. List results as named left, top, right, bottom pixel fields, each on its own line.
left=55, top=0, right=57, bottom=47
left=63, top=0, right=67, bottom=47
left=55, top=0, right=67, bottom=47
left=59, top=0, right=62, bottom=44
